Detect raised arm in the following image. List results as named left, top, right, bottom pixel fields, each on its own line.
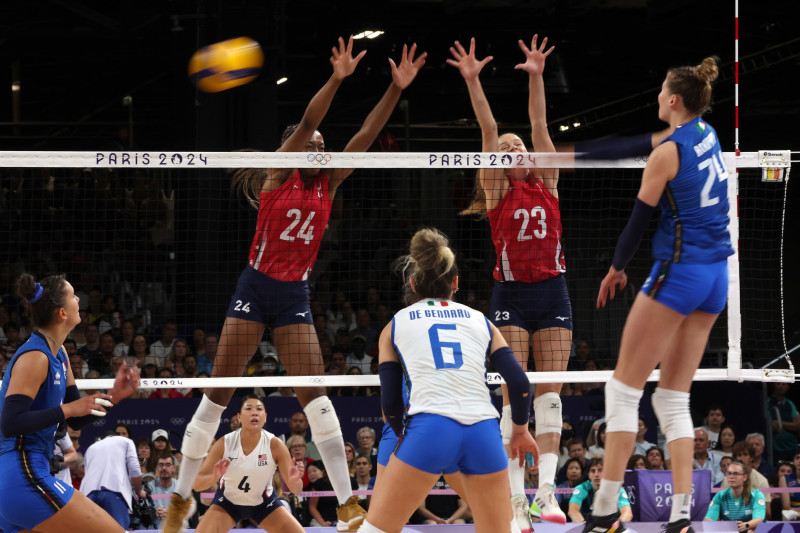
left=447, top=38, right=506, bottom=210
left=516, top=35, right=558, bottom=193
left=328, top=43, right=427, bottom=191
left=278, top=36, right=366, bottom=154
left=193, top=438, right=225, bottom=492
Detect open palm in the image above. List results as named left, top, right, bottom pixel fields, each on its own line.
left=330, top=35, right=367, bottom=80
left=515, top=34, right=554, bottom=76
left=446, top=38, right=492, bottom=81
left=390, top=43, right=427, bottom=89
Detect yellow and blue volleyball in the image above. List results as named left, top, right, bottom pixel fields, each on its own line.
left=188, top=37, right=264, bottom=93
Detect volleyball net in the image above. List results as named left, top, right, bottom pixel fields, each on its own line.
left=0, top=150, right=793, bottom=392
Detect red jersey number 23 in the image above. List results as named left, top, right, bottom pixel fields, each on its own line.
left=514, top=207, right=547, bottom=240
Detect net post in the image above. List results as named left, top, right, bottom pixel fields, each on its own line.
left=726, top=152, right=743, bottom=381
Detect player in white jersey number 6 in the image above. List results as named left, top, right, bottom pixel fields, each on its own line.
left=358, top=228, right=539, bottom=533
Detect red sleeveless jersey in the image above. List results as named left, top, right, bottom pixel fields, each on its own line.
left=487, top=176, right=566, bottom=283
left=248, top=171, right=332, bottom=281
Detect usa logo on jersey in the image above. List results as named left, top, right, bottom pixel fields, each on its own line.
left=258, top=453, right=269, bottom=466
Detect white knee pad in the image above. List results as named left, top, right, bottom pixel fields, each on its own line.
left=605, top=377, right=642, bottom=434
left=358, top=520, right=388, bottom=533
left=533, top=392, right=562, bottom=436
left=652, top=387, right=693, bottom=443
left=304, top=396, right=343, bottom=443
left=181, top=418, right=219, bottom=460
left=500, top=404, right=513, bottom=444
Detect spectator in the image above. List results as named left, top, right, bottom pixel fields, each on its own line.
left=280, top=412, right=320, bottom=460
left=718, top=455, right=734, bottom=487
left=634, top=417, right=657, bottom=456
left=306, top=461, right=345, bottom=527
left=70, top=452, right=85, bottom=489
left=414, top=475, right=468, bottom=525
left=77, top=323, right=101, bottom=361
left=646, top=448, right=666, bottom=470
left=195, top=333, right=217, bottom=375
left=96, top=295, right=121, bottom=335
left=568, top=340, right=592, bottom=370
left=114, top=423, right=132, bottom=439
left=568, top=458, right=632, bottom=523
left=694, top=428, right=724, bottom=485
left=556, top=438, right=587, bottom=484
left=179, top=353, right=198, bottom=378
left=353, top=454, right=373, bottom=506
left=70, top=310, right=89, bottom=347
left=779, top=450, right=800, bottom=516
left=86, top=288, right=104, bottom=325
left=346, top=335, right=373, bottom=374
left=170, top=338, right=191, bottom=374
left=314, top=313, right=334, bottom=347
left=286, top=435, right=315, bottom=487
left=525, top=462, right=539, bottom=508
left=703, top=405, right=727, bottom=451
left=558, top=421, right=576, bottom=467
left=555, top=457, right=585, bottom=516
left=768, top=383, right=800, bottom=463
left=747, top=433, right=776, bottom=481
left=704, top=460, right=766, bottom=530
left=130, top=333, right=157, bottom=369
left=327, top=351, right=347, bottom=375
left=150, top=368, right=191, bottom=399
left=586, top=422, right=606, bottom=459
left=87, top=332, right=116, bottom=376
left=136, top=437, right=157, bottom=484
left=65, top=338, right=88, bottom=378
left=54, top=430, right=79, bottom=486
left=345, top=441, right=358, bottom=476
left=627, top=454, right=647, bottom=470
left=774, top=460, right=796, bottom=519
left=152, top=429, right=177, bottom=459
left=150, top=320, right=178, bottom=368
left=191, top=327, right=206, bottom=358
left=0, top=321, right=22, bottom=360
left=148, top=455, right=180, bottom=530
left=113, top=319, right=135, bottom=357
left=727, top=440, right=772, bottom=518
left=356, top=426, right=379, bottom=477
left=712, top=425, right=736, bottom=458
left=80, top=433, right=146, bottom=530
left=352, top=308, right=377, bottom=353
left=338, top=366, right=376, bottom=397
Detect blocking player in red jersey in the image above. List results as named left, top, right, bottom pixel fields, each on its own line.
left=162, top=37, right=426, bottom=533
left=449, top=35, right=567, bottom=532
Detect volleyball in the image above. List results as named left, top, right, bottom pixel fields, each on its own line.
left=188, top=36, right=264, bottom=93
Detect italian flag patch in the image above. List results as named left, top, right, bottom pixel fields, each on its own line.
left=695, top=121, right=706, bottom=133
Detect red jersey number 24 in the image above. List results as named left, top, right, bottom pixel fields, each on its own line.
left=279, top=209, right=316, bottom=244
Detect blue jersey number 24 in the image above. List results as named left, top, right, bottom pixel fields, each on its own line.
left=428, top=324, right=463, bottom=369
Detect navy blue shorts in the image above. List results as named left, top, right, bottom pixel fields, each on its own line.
left=641, top=260, right=728, bottom=316
left=490, top=275, right=573, bottom=332
left=87, top=490, right=129, bottom=529
left=211, top=487, right=282, bottom=524
left=0, top=450, right=74, bottom=533
left=377, top=423, right=398, bottom=467
left=395, top=413, right=506, bottom=475
left=226, top=267, right=313, bottom=327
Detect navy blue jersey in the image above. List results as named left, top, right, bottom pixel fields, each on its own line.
left=0, top=332, right=69, bottom=456
left=652, top=117, right=734, bottom=264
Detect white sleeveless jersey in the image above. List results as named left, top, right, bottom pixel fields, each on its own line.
left=220, top=429, right=278, bottom=506
left=392, top=298, right=498, bottom=425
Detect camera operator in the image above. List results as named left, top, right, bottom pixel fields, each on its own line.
left=51, top=422, right=78, bottom=485
left=79, top=431, right=146, bottom=529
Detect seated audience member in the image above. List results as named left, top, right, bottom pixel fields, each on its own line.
left=353, top=455, right=373, bottom=507
left=195, top=332, right=217, bottom=375
left=136, top=438, right=157, bottom=484
left=627, top=454, right=647, bottom=470
left=356, top=426, right=379, bottom=477
left=712, top=425, right=737, bottom=458
left=725, top=441, right=772, bottom=519
left=556, top=438, right=588, bottom=484
left=705, top=460, right=766, bottom=530
left=150, top=320, right=178, bottom=368
left=287, top=435, right=316, bottom=487
left=305, top=461, right=357, bottom=527
left=169, top=337, right=191, bottom=374
left=147, top=455, right=180, bottom=530
left=781, top=450, right=800, bottom=517
left=747, top=432, right=776, bottom=481
left=555, top=457, right=585, bottom=519
left=703, top=404, right=727, bottom=451
left=634, top=417, right=657, bottom=456
left=774, top=460, right=796, bottom=521
left=568, top=458, right=632, bottom=523
left=414, top=475, right=468, bottom=525
left=586, top=422, right=606, bottom=459
left=113, top=319, right=135, bottom=357
left=646, top=448, right=666, bottom=470
left=769, top=383, right=800, bottom=463
left=280, top=412, right=320, bottom=460
left=694, top=428, right=724, bottom=485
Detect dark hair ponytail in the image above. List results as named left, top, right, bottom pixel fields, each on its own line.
left=15, top=273, right=69, bottom=328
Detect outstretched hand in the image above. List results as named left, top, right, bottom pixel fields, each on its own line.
left=514, top=34, right=555, bottom=77
left=330, top=36, right=367, bottom=80
left=597, top=266, right=628, bottom=308
left=109, top=361, right=140, bottom=402
left=446, top=38, right=492, bottom=81
left=389, top=43, right=427, bottom=89
left=287, top=458, right=305, bottom=482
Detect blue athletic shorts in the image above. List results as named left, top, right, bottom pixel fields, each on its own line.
left=641, top=260, right=728, bottom=316
left=395, top=413, right=506, bottom=475
left=0, top=450, right=75, bottom=533
left=211, top=487, right=282, bottom=524
left=377, top=423, right=398, bottom=467
left=226, top=267, right=313, bottom=327
left=87, top=490, right=129, bottom=529
left=490, top=275, right=573, bottom=332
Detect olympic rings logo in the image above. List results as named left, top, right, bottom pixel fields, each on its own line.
left=308, top=377, right=325, bottom=384
left=307, top=153, right=332, bottom=165
left=633, top=156, right=649, bottom=166
left=171, top=418, right=186, bottom=426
